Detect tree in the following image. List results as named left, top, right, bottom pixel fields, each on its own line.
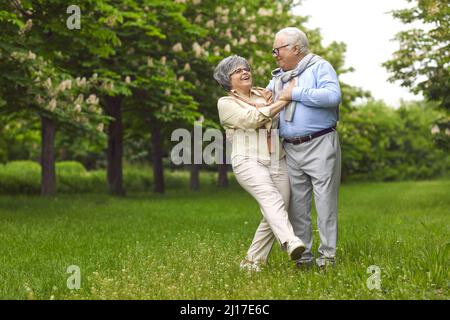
left=383, top=0, right=449, bottom=149
left=0, top=1, right=117, bottom=195
left=97, top=0, right=202, bottom=194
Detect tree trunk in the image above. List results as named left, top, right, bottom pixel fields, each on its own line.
left=40, top=115, right=56, bottom=196
left=151, top=124, right=165, bottom=193
left=217, top=131, right=229, bottom=187
left=217, top=164, right=228, bottom=187
left=190, top=164, right=200, bottom=191
left=105, top=95, right=125, bottom=196
left=190, top=128, right=200, bottom=191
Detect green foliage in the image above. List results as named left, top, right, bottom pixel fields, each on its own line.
left=383, top=0, right=449, bottom=111
left=2, top=0, right=445, bottom=190
left=340, top=100, right=449, bottom=181
left=90, top=0, right=203, bottom=127
left=1, top=99, right=447, bottom=186
left=383, top=0, right=449, bottom=150
left=0, top=113, right=41, bottom=163
left=0, top=161, right=41, bottom=194
left=0, top=1, right=112, bottom=137
left=56, top=161, right=87, bottom=175
left=0, top=161, right=222, bottom=194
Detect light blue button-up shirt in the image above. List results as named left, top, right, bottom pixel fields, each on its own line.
left=267, top=60, right=341, bottom=138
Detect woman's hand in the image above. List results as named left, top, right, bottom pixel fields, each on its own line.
left=254, top=102, right=268, bottom=109
left=261, top=89, right=273, bottom=104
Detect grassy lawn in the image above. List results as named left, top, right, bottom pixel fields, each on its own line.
left=0, top=179, right=448, bottom=300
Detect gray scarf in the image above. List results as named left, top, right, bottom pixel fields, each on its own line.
left=271, top=53, right=323, bottom=126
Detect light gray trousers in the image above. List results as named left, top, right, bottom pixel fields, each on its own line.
left=283, top=131, right=341, bottom=266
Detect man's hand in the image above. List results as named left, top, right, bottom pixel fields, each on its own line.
left=279, top=78, right=297, bottom=101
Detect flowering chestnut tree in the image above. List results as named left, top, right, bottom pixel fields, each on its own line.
left=0, top=49, right=108, bottom=195
left=0, top=2, right=115, bottom=195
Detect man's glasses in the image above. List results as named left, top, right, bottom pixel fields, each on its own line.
left=272, top=44, right=290, bottom=56
left=229, top=67, right=251, bottom=76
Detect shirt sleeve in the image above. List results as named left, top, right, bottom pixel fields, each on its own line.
left=266, top=79, right=275, bottom=91
left=217, top=97, right=272, bottom=130
left=291, top=61, right=342, bottom=108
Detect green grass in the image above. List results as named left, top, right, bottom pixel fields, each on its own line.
left=0, top=179, right=448, bottom=300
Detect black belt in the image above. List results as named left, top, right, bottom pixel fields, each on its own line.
left=283, top=126, right=336, bottom=145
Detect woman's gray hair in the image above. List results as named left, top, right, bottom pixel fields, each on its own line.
left=213, top=55, right=250, bottom=91
left=276, top=27, right=309, bottom=55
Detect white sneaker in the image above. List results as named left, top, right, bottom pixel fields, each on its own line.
left=239, top=260, right=261, bottom=272
left=287, top=238, right=306, bottom=261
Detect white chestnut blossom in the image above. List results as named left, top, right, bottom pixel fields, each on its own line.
left=27, top=51, right=36, bottom=60
left=192, top=42, right=203, bottom=57
left=44, top=78, right=52, bottom=90
left=257, top=8, right=273, bottom=17
left=172, top=43, right=183, bottom=53
left=20, top=19, right=33, bottom=34
left=58, top=79, right=72, bottom=92
left=103, top=82, right=114, bottom=91
left=76, top=77, right=87, bottom=87
left=97, top=123, right=104, bottom=132
left=48, top=98, right=57, bottom=112
left=239, top=38, right=247, bottom=45
left=86, top=94, right=99, bottom=105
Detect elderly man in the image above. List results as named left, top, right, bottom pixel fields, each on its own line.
left=267, top=27, right=342, bottom=269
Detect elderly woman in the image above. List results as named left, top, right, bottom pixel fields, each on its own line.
left=213, top=55, right=305, bottom=271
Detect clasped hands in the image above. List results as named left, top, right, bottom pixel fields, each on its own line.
left=254, top=78, right=297, bottom=109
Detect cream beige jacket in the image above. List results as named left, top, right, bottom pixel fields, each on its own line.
left=217, top=89, right=285, bottom=161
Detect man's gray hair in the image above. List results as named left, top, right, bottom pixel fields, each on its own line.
left=213, top=55, right=250, bottom=91
left=276, top=27, right=309, bottom=55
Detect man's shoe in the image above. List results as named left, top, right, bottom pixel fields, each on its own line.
left=296, top=260, right=314, bottom=270
left=287, top=238, right=306, bottom=261
left=317, top=260, right=335, bottom=272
